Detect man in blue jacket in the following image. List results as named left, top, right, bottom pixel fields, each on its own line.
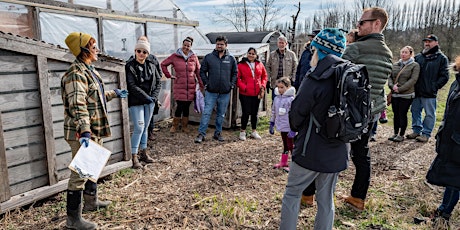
left=194, top=36, right=237, bottom=143
left=406, top=34, right=449, bottom=143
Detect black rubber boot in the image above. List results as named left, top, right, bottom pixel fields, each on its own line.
left=82, top=181, right=111, bottom=212
left=66, top=190, right=97, bottom=230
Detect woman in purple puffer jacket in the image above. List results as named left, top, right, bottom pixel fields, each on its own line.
left=161, top=36, right=204, bottom=133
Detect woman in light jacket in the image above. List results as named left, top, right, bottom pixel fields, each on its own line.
left=236, top=47, right=267, bottom=140
left=161, top=36, right=204, bottom=133
left=388, top=46, right=420, bottom=142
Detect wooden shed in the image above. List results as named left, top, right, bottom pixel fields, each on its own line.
left=0, top=31, right=131, bottom=213
left=188, top=43, right=270, bottom=128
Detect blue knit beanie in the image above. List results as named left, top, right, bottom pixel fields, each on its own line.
left=311, top=28, right=346, bottom=60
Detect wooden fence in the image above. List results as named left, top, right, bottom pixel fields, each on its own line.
left=0, top=31, right=132, bottom=213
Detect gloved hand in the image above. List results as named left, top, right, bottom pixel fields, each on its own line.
left=79, top=132, right=91, bottom=148
left=269, top=121, right=275, bottom=135
left=114, top=89, right=128, bottom=98
left=148, top=97, right=155, bottom=103
left=288, top=130, right=296, bottom=138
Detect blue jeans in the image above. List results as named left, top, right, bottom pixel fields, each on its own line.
left=438, top=187, right=460, bottom=215
left=410, top=97, right=437, bottom=137
left=198, top=91, right=230, bottom=136
left=280, top=162, right=338, bottom=230
left=129, top=103, right=155, bottom=154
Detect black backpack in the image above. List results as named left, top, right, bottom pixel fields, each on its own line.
left=323, top=61, right=371, bottom=142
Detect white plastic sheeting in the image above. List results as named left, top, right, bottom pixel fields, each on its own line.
left=103, top=19, right=143, bottom=60
left=147, top=22, right=175, bottom=56
left=40, top=12, right=97, bottom=48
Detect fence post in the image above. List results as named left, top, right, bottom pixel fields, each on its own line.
left=0, top=111, right=11, bottom=202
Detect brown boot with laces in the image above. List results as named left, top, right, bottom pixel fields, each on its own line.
left=139, top=148, right=154, bottom=163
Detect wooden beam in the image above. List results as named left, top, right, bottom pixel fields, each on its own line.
left=0, top=160, right=132, bottom=213
left=118, top=71, right=131, bottom=160
left=37, top=56, right=58, bottom=185
left=0, top=111, right=11, bottom=203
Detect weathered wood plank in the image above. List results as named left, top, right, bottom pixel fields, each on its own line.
left=5, top=144, right=46, bottom=168
left=8, top=160, right=48, bottom=185
left=53, top=122, right=123, bottom=141
left=119, top=71, right=131, bottom=160
left=2, top=126, right=44, bottom=149
left=37, top=56, right=58, bottom=185
left=1, top=109, right=42, bottom=131
left=0, top=51, right=37, bottom=72
left=0, top=73, right=38, bottom=93
left=49, top=90, right=122, bottom=111
left=55, top=152, right=72, bottom=172
left=0, top=160, right=132, bottom=213
left=0, top=112, right=11, bottom=202
left=0, top=91, right=41, bottom=112
left=9, top=175, right=48, bottom=197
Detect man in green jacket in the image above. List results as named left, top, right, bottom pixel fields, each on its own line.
left=341, top=7, right=393, bottom=211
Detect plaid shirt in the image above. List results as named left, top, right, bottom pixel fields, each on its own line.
left=277, top=52, right=284, bottom=79
left=61, top=59, right=117, bottom=141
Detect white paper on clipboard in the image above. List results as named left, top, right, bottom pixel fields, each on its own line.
left=68, top=140, right=112, bottom=182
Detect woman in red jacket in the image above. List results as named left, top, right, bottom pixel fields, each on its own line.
left=237, top=47, right=268, bottom=140
left=161, top=37, right=204, bottom=133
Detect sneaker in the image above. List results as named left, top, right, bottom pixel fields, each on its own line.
left=343, top=195, right=365, bottom=211
left=379, top=117, right=388, bottom=124
left=370, top=134, right=376, bottom=142
left=393, top=135, right=404, bottom=142
left=213, top=132, right=225, bottom=142
left=415, top=135, right=429, bottom=143
left=194, top=134, right=205, bottom=143
left=406, top=132, right=420, bottom=139
left=388, top=134, right=398, bottom=141
left=239, top=131, right=246, bottom=141
left=250, top=131, right=262, bottom=140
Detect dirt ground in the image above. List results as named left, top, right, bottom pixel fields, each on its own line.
left=0, top=120, right=457, bottom=230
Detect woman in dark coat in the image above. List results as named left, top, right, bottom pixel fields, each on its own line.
left=427, top=56, right=460, bottom=229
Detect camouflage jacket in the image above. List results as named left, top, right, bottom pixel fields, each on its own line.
left=61, top=59, right=117, bottom=141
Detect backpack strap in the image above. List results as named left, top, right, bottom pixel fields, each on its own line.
left=302, top=114, right=321, bottom=156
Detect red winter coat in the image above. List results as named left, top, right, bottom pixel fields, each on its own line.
left=161, top=51, right=204, bottom=101
left=237, top=60, right=268, bottom=97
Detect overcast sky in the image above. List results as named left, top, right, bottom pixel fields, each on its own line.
left=173, top=0, right=415, bottom=34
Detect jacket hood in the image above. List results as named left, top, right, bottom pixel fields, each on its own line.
left=274, top=86, right=296, bottom=96
left=308, top=54, right=344, bottom=81
left=357, top=33, right=385, bottom=42
left=175, top=48, right=195, bottom=60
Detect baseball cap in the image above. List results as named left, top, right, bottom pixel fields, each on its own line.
left=422, top=34, right=438, bottom=42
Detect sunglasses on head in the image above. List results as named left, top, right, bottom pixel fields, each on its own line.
left=136, top=49, right=148, bottom=54
left=358, top=18, right=377, bottom=26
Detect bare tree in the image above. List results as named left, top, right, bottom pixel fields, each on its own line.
left=254, top=0, right=283, bottom=31
left=214, top=0, right=252, bottom=32
left=289, top=2, right=301, bottom=45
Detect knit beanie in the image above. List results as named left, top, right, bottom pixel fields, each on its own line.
left=135, top=40, right=151, bottom=54
left=65, top=32, right=91, bottom=57
left=310, top=28, right=346, bottom=60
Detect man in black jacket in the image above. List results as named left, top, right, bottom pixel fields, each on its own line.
left=406, top=34, right=449, bottom=143
left=194, top=36, right=237, bottom=143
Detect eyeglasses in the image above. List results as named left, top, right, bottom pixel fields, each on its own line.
left=358, top=18, right=377, bottom=26
left=136, top=49, right=148, bottom=54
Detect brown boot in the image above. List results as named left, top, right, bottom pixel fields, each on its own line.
left=170, top=117, right=181, bottom=133
left=139, top=149, right=154, bottom=163
left=301, top=195, right=314, bottom=207
left=343, top=195, right=364, bottom=211
left=182, top=117, right=190, bottom=133
left=132, top=154, right=143, bottom=169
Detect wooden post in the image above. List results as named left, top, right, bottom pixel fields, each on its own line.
left=119, top=71, right=131, bottom=160
left=37, top=56, right=58, bottom=185
left=0, top=111, right=11, bottom=202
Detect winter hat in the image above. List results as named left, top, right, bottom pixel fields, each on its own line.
left=65, top=32, right=91, bottom=57
left=311, top=28, right=346, bottom=60
left=135, top=40, right=151, bottom=54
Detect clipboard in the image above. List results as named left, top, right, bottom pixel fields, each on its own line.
left=68, top=140, right=112, bottom=182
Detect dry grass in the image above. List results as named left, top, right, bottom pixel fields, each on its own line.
left=0, top=121, right=457, bottom=230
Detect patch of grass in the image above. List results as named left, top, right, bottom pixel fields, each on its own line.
left=114, top=168, right=135, bottom=178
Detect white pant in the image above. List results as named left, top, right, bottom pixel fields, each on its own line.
left=280, top=162, right=339, bottom=230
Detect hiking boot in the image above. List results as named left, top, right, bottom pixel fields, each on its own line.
left=416, top=135, right=429, bottom=143
left=250, top=131, right=262, bottom=140
left=406, top=132, right=420, bottom=139
left=388, top=134, right=398, bottom=141
left=343, top=195, right=364, bottom=211
left=213, top=132, right=225, bottom=142
left=139, top=149, right=154, bottom=163
left=194, top=134, right=205, bottom=143
left=239, top=131, right=246, bottom=141
left=393, top=135, right=404, bottom=142
left=131, top=154, right=143, bottom=169
left=301, top=195, right=314, bottom=207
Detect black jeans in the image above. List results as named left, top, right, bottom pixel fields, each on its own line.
left=174, top=100, right=192, bottom=117
left=350, top=120, right=374, bottom=200
left=391, top=97, right=413, bottom=136
left=239, top=94, right=260, bottom=130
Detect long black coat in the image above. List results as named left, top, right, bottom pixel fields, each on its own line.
left=426, top=74, right=460, bottom=189
left=289, top=55, right=348, bottom=173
